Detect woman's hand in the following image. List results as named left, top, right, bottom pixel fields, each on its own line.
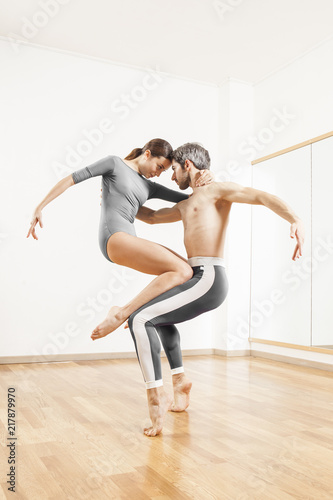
left=194, top=169, right=215, bottom=187
left=26, top=208, right=43, bottom=240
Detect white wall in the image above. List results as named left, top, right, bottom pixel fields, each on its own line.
left=0, top=39, right=220, bottom=359
left=216, top=37, right=333, bottom=352
left=250, top=37, right=333, bottom=350
left=3, top=34, right=332, bottom=362
left=213, top=80, right=254, bottom=352
left=253, top=38, right=333, bottom=159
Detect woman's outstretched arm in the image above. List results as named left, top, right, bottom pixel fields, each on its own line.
left=27, top=156, right=115, bottom=240
left=26, top=174, right=74, bottom=240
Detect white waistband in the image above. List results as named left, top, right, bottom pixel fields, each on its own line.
left=188, top=256, right=225, bottom=267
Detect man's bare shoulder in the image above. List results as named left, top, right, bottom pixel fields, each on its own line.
left=206, top=181, right=243, bottom=201
left=194, top=182, right=234, bottom=200
left=180, top=181, right=239, bottom=206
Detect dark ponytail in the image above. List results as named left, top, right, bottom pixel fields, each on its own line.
left=125, top=138, right=173, bottom=161
left=125, top=147, right=143, bottom=160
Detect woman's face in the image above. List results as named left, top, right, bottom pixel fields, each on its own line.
left=139, top=151, right=171, bottom=178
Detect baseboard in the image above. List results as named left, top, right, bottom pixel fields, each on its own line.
left=0, top=349, right=216, bottom=365
left=0, top=348, right=331, bottom=373
left=251, top=350, right=333, bottom=372
left=214, top=349, right=251, bottom=357
left=182, top=349, right=214, bottom=356
left=249, top=338, right=333, bottom=355
left=0, top=352, right=139, bottom=365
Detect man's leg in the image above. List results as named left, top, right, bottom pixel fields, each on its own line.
left=155, top=325, right=192, bottom=411
left=155, top=325, right=183, bottom=374
left=145, top=386, right=173, bottom=438
left=128, top=260, right=229, bottom=436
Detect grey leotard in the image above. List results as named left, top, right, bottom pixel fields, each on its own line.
left=71, top=155, right=188, bottom=262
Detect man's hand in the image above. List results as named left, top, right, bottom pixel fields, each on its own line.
left=27, top=208, right=43, bottom=240
left=290, top=219, right=305, bottom=261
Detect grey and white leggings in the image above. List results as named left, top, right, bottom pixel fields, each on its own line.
left=128, top=257, right=229, bottom=389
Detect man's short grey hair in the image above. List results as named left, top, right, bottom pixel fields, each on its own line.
left=172, top=142, right=210, bottom=170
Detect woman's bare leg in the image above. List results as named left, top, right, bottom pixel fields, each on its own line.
left=91, top=232, right=192, bottom=340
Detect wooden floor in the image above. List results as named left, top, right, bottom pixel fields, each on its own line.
left=1, top=355, right=333, bottom=499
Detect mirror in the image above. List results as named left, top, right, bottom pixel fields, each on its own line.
left=312, top=136, right=333, bottom=348
left=250, top=145, right=312, bottom=346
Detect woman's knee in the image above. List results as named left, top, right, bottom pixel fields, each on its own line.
left=176, top=262, right=193, bottom=283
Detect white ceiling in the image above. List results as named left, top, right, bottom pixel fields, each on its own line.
left=1, top=0, right=333, bottom=85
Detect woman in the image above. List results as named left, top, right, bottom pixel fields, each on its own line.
left=27, top=138, right=211, bottom=338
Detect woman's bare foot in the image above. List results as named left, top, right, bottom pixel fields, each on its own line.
left=91, top=306, right=125, bottom=340
left=170, top=373, right=192, bottom=412
left=144, top=388, right=172, bottom=437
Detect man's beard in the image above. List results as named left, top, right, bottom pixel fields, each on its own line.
left=178, top=177, right=190, bottom=190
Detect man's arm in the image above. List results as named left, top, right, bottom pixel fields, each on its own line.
left=136, top=204, right=182, bottom=224
left=218, top=182, right=300, bottom=223
left=217, top=182, right=305, bottom=260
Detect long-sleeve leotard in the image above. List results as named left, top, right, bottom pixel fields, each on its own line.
left=71, top=155, right=188, bottom=262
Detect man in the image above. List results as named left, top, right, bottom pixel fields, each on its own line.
left=126, top=143, right=305, bottom=437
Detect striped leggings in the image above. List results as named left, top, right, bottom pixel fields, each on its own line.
left=128, top=257, right=229, bottom=389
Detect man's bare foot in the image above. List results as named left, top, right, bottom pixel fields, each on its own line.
left=144, top=388, right=172, bottom=437
left=91, top=306, right=125, bottom=340
left=170, top=373, right=192, bottom=412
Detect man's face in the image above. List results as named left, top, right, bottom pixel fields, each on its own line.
left=171, top=161, right=190, bottom=190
